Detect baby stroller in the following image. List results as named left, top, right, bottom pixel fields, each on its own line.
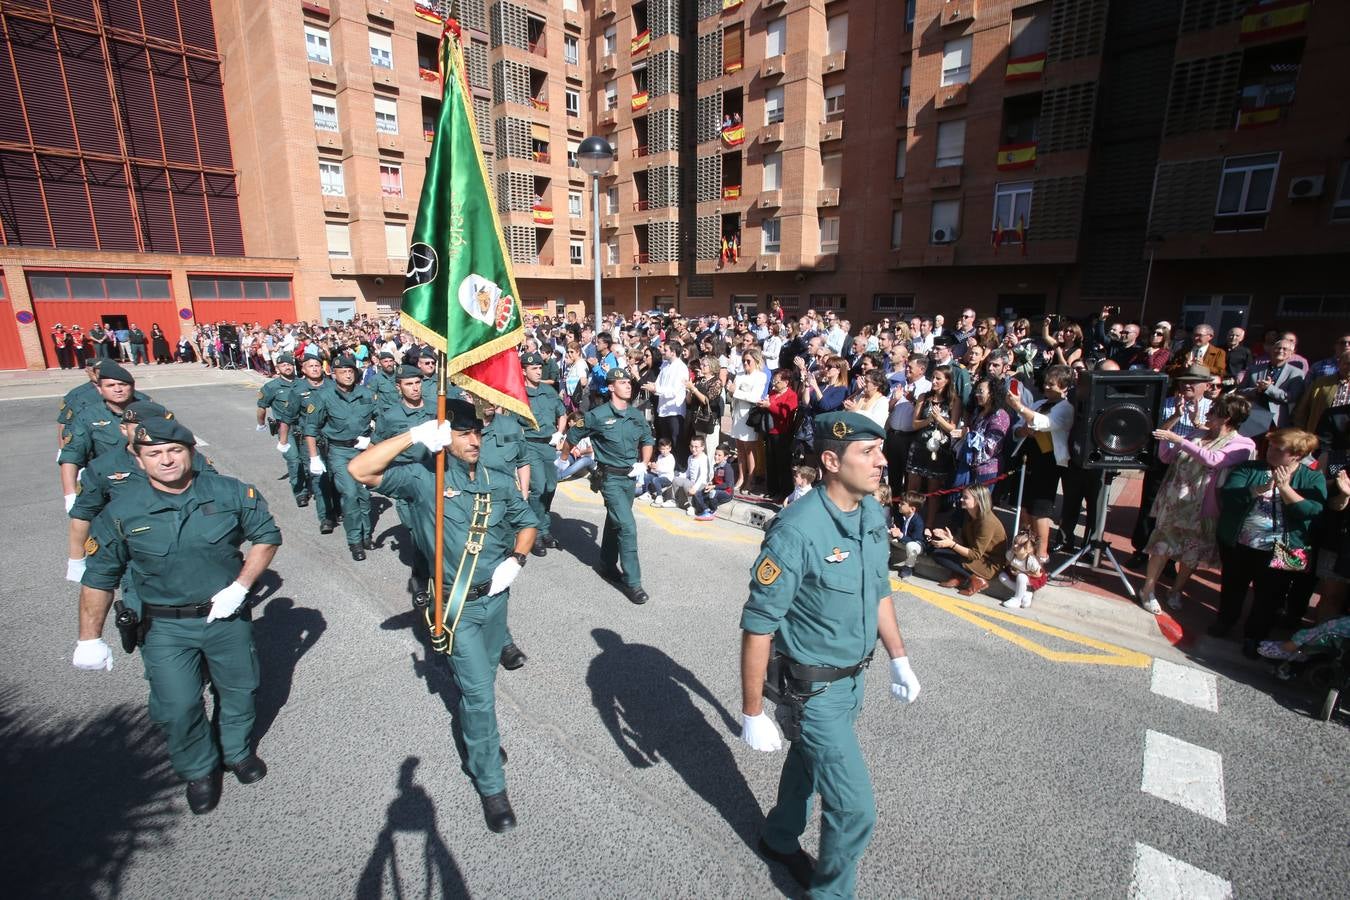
left=1274, top=636, right=1350, bottom=723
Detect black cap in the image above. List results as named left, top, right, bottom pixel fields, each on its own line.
left=276, top=352, right=296, bottom=365
left=446, top=398, right=483, bottom=432
left=396, top=364, right=422, bottom=380
left=98, top=362, right=135, bottom=384
left=122, top=400, right=171, bottom=424
left=606, top=367, right=634, bottom=384
left=333, top=353, right=359, bottom=370
left=133, top=416, right=195, bottom=447
left=521, top=352, right=545, bottom=367
left=377, top=350, right=396, bottom=361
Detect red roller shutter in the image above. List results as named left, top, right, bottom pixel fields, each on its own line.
left=31, top=300, right=181, bottom=367
left=0, top=297, right=27, bottom=369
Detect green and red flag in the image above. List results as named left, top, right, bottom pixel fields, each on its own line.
left=402, top=20, right=534, bottom=425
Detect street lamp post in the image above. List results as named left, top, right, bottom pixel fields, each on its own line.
left=577, top=136, right=614, bottom=329
left=632, top=265, right=641, bottom=316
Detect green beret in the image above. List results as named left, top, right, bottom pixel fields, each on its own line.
left=814, top=411, right=885, bottom=443
left=122, top=400, right=171, bottom=424
left=98, top=362, right=134, bottom=385
left=396, top=364, right=422, bottom=381
left=333, top=354, right=358, bottom=370
left=445, top=398, right=483, bottom=432
left=521, top=352, right=545, bottom=367
left=606, top=366, right=633, bottom=384
left=377, top=350, right=396, bottom=361
left=276, top=352, right=296, bottom=365
left=84, top=355, right=101, bottom=369
left=133, top=416, right=195, bottom=447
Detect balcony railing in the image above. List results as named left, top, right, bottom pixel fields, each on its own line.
left=413, top=3, right=443, bottom=26
left=314, top=114, right=338, bottom=131
left=995, top=142, right=1036, bottom=170
left=635, top=252, right=650, bottom=264
left=723, top=57, right=743, bottom=75
left=633, top=199, right=650, bottom=211
left=633, top=144, right=649, bottom=158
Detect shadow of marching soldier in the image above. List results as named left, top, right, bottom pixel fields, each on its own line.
left=248, top=596, right=327, bottom=748
left=585, top=628, right=803, bottom=897
left=356, top=756, right=469, bottom=900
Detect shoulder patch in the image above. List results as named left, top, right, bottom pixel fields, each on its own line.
left=62, top=432, right=73, bottom=445
left=756, top=557, right=782, bottom=586
left=306, top=403, right=315, bottom=414
left=247, top=486, right=255, bottom=499
left=84, top=537, right=98, bottom=556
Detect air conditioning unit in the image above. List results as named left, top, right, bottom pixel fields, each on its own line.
left=931, top=228, right=956, bottom=244
left=1288, top=175, right=1324, bottom=199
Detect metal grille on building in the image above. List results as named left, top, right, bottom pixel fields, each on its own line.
left=1163, top=53, right=1242, bottom=136
left=495, top=116, right=532, bottom=160
left=696, top=154, right=722, bottom=202
left=490, top=2, right=529, bottom=51
left=1040, top=82, right=1098, bottom=153
left=696, top=93, right=723, bottom=144
left=492, top=59, right=531, bottom=106
left=697, top=31, right=722, bottom=83
left=1047, top=0, right=1109, bottom=63
left=650, top=50, right=679, bottom=98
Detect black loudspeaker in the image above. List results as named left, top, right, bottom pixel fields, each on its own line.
left=1069, top=371, right=1169, bottom=470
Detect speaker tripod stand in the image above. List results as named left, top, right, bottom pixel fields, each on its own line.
left=1049, top=471, right=1136, bottom=599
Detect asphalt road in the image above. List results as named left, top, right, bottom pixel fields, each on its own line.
left=1, top=375, right=1346, bottom=899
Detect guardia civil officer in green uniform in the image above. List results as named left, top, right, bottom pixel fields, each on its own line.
left=520, top=352, right=569, bottom=555
left=370, top=350, right=402, bottom=410
left=305, top=353, right=378, bottom=560
left=373, top=365, right=435, bottom=602
left=477, top=402, right=532, bottom=672
left=56, top=356, right=105, bottom=446
left=58, top=361, right=139, bottom=513
left=73, top=416, right=282, bottom=815
left=255, top=352, right=310, bottom=507
left=295, top=351, right=339, bottom=532
left=562, top=366, right=654, bottom=604
left=349, top=399, right=537, bottom=833
left=738, top=411, right=922, bottom=898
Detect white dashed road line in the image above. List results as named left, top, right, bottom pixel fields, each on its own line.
left=1130, top=842, right=1234, bottom=900
left=1150, top=658, right=1218, bottom=713
left=1141, top=729, right=1228, bottom=824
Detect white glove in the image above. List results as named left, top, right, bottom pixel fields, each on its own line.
left=72, top=638, right=112, bottom=671
left=629, top=463, right=646, bottom=479
left=64, top=493, right=76, bottom=513
left=355, top=435, right=371, bottom=450
left=276, top=441, right=290, bottom=453
left=66, top=557, right=86, bottom=583
left=549, top=432, right=565, bottom=448
left=256, top=423, right=267, bottom=432
left=309, top=456, right=326, bottom=475
left=488, top=557, right=523, bottom=596
left=206, top=581, right=249, bottom=622
left=890, top=656, right=921, bottom=703
left=740, top=711, right=783, bottom=752
left=409, top=419, right=453, bottom=453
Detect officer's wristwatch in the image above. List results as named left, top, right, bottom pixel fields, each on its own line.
left=511, top=552, right=528, bottom=567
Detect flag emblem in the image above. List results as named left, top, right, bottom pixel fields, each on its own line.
left=458, top=274, right=515, bottom=332
left=406, top=243, right=439, bottom=290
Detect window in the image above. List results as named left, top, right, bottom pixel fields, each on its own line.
left=606, top=240, right=619, bottom=265
left=901, top=66, right=911, bottom=111
left=819, top=216, right=839, bottom=253
left=811, top=294, right=845, bottom=310
left=606, top=185, right=619, bottom=214
left=823, top=84, right=845, bottom=122
left=905, top=0, right=916, bottom=31
left=312, top=93, right=338, bottom=131
left=766, top=17, right=787, bottom=57
left=874, top=293, right=915, bottom=313
left=1237, top=39, right=1302, bottom=116
left=762, top=152, right=782, bottom=191
left=1334, top=160, right=1350, bottom=222
left=762, top=217, right=781, bottom=253
left=374, top=96, right=399, bottom=134
left=930, top=200, right=960, bottom=243
left=826, top=14, right=848, bottom=55
left=189, top=277, right=291, bottom=301
left=935, top=120, right=965, bottom=167
left=566, top=89, right=581, bottom=117
left=305, top=24, right=331, bottom=64
left=605, top=81, right=618, bottom=110
left=1009, top=3, right=1050, bottom=59
left=570, top=240, right=584, bottom=265
left=1182, top=295, right=1250, bottom=333
left=369, top=30, right=393, bottom=69
left=569, top=191, right=583, bottom=217
left=385, top=223, right=407, bottom=259
left=1277, top=294, right=1350, bottom=319
left=564, top=35, right=579, bottom=65
left=326, top=222, right=350, bottom=258
left=567, top=139, right=580, bottom=168
left=890, top=210, right=903, bottom=249
left=821, top=152, right=842, bottom=190
left=993, top=181, right=1033, bottom=235
left=1215, top=152, right=1279, bottom=229
left=603, top=27, right=617, bottom=56
left=895, top=138, right=907, bottom=179
left=941, top=37, right=972, bottom=86
left=765, top=87, right=784, bottom=125
left=379, top=163, right=403, bottom=197
left=319, top=160, right=344, bottom=196
left=770, top=293, right=799, bottom=311
left=563, top=0, right=577, bottom=10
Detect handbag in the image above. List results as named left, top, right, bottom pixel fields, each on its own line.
left=746, top=406, right=772, bottom=434
left=1270, top=491, right=1308, bottom=572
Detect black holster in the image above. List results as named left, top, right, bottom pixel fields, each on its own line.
left=267, top=418, right=279, bottom=436
left=587, top=468, right=604, bottom=493
left=764, top=652, right=811, bottom=742
left=113, top=601, right=150, bottom=654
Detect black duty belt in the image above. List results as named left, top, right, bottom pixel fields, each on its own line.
left=327, top=437, right=360, bottom=448
left=442, top=581, right=494, bottom=602
left=143, top=602, right=211, bottom=619
left=784, top=652, right=874, bottom=684
left=600, top=463, right=634, bottom=476
left=524, top=436, right=553, bottom=443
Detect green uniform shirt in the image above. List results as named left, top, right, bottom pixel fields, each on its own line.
left=58, top=383, right=149, bottom=427
left=292, top=377, right=334, bottom=439
left=566, top=401, right=654, bottom=467
left=540, top=356, right=561, bottom=388
left=373, top=400, right=434, bottom=464
left=480, top=412, right=526, bottom=479
left=257, top=376, right=303, bottom=425
left=59, top=401, right=129, bottom=467
left=375, top=458, right=535, bottom=581
left=420, top=376, right=465, bottom=403
left=740, top=488, right=892, bottom=669
left=71, top=447, right=215, bottom=522
left=303, top=382, right=378, bottom=441
left=371, top=370, right=401, bottom=410
left=82, top=471, right=282, bottom=606
left=523, top=384, right=567, bottom=441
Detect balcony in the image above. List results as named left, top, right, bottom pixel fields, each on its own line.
left=602, top=213, right=620, bottom=230
left=632, top=144, right=649, bottom=158
left=322, top=195, right=348, bottom=215
left=365, top=0, right=393, bottom=23
left=995, top=142, right=1036, bottom=171
left=758, top=190, right=781, bottom=209
left=816, top=188, right=839, bottom=207
left=413, top=3, right=443, bottom=29
left=383, top=195, right=410, bottom=214
left=723, top=57, right=744, bottom=76
left=820, top=120, right=844, bottom=142
left=377, top=132, right=403, bottom=153
left=418, top=67, right=439, bottom=89
left=940, top=0, right=976, bottom=26
left=633, top=199, right=650, bottom=212
left=599, top=109, right=619, bottom=128
left=599, top=54, right=617, bottom=72
left=761, top=55, right=786, bottom=79
left=423, top=128, right=434, bottom=143
left=599, top=0, right=616, bottom=16
left=823, top=51, right=846, bottom=73
left=722, top=184, right=743, bottom=201
left=813, top=253, right=838, bottom=271
left=922, top=243, right=956, bottom=266
left=936, top=82, right=969, bottom=109
left=930, top=166, right=962, bottom=188
left=759, top=123, right=784, bottom=144
left=371, top=65, right=398, bottom=89
left=532, top=151, right=551, bottom=164
left=308, top=61, right=336, bottom=84
left=634, top=252, right=650, bottom=264
left=316, top=128, right=342, bottom=151
left=757, top=256, right=780, bottom=271
left=329, top=256, right=355, bottom=275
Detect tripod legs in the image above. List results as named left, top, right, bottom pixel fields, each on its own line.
left=1048, top=474, right=1137, bottom=599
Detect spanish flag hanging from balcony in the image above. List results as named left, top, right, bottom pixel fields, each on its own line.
left=1236, top=105, right=1284, bottom=129
left=414, top=2, right=443, bottom=25
left=722, top=185, right=741, bottom=199
left=1016, top=215, right=1027, bottom=257
left=722, top=0, right=744, bottom=10
left=991, top=217, right=1004, bottom=255
left=631, top=29, right=651, bottom=55
left=721, top=123, right=745, bottom=146
left=631, top=90, right=649, bottom=111
left=532, top=205, right=554, bottom=224
left=1240, top=0, right=1311, bottom=42
left=996, top=142, right=1037, bottom=171
left=1004, top=52, right=1046, bottom=82
left=402, top=19, right=534, bottom=423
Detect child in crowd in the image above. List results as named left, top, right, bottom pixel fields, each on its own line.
left=999, top=530, right=1046, bottom=609
left=692, top=444, right=737, bottom=520
left=555, top=412, right=596, bottom=481
left=643, top=438, right=678, bottom=507
left=874, top=484, right=894, bottom=527
left=890, top=491, right=927, bottom=578
left=674, top=435, right=711, bottom=516
left=784, top=465, right=818, bottom=506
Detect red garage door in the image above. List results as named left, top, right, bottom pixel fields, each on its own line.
left=0, top=274, right=27, bottom=369
left=188, top=276, right=295, bottom=329
left=27, top=272, right=181, bottom=368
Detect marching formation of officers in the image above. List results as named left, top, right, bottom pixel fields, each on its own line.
left=57, top=344, right=922, bottom=897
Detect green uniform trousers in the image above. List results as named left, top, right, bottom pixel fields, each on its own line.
left=522, top=441, right=558, bottom=536
left=599, top=472, right=641, bottom=587
left=763, top=672, right=876, bottom=900
left=279, top=438, right=308, bottom=502
left=141, top=616, right=259, bottom=781
left=307, top=454, right=339, bottom=526
left=449, top=591, right=509, bottom=797
left=395, top=497, right=430, bottom=586
left=326, top=445, right=371, bottom=545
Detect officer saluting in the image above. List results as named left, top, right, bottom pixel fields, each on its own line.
left=349, top=399, right=537, bottom=833
left=73, top=417, right=282, bottom=815
left=738, top=411, right=921, bottom=898
left=561, top=366, right=654, bottom=605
